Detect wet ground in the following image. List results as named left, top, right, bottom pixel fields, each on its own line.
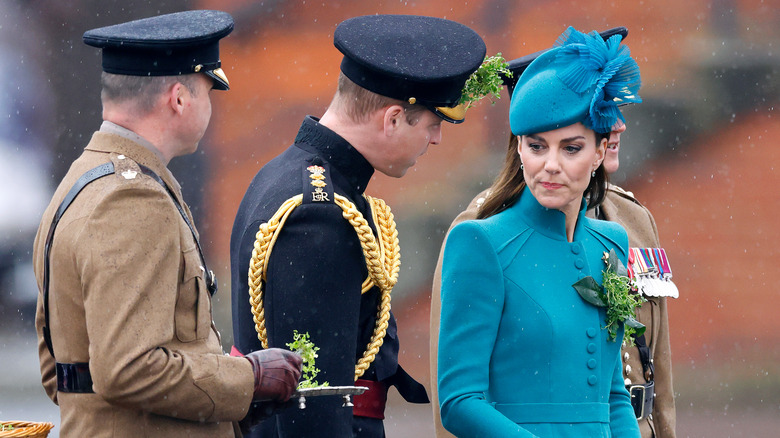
left=2, top=323, right=778, bottom=437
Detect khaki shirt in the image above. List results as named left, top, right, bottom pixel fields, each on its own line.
left=33, top=130, right=254, bottom=437
left=430, top=186, right=676, bottom=438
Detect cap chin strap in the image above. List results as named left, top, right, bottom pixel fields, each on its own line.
left=248, top=193, right=400, bottom=381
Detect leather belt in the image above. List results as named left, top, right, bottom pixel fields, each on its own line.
left=56, top=362, right=94, bottom=393
left=352, top=379, right=388, bottom=419
left=628, top=380, right=654, bottom=420
left=628, top=333, right=655, bottom=420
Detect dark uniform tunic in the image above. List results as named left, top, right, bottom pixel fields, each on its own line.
left=230, top=116, right=428, bottom=437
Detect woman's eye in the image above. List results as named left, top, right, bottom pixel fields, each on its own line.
left=528, top=143, right=544, bottom=151
left=564, top=145, right=582, bottom=154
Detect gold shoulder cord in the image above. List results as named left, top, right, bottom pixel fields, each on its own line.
left=248, top=194, right=400, bottom=381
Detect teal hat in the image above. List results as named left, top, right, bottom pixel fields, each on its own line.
left=509, top=27, right=641, bottom=136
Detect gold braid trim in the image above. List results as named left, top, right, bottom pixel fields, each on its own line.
left=248, top=193, right=400, bottom=381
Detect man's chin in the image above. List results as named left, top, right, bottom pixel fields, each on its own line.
left=379, top=164, right=410, bottom=178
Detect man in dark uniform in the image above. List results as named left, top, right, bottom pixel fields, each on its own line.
left=230, top=14, right=486, bottom=437
left=33, top=11, right=302, bottom=437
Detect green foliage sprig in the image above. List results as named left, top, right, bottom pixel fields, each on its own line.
left=0, top=423, right=15, bottom=431
left=573, top=249, right=646, bottom=345
left=459, top=53, right=512, bottom=108
left=286, top=330, right=329, bottom=389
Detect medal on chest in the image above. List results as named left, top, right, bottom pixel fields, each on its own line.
left=627, top=247, right=679, bottom=298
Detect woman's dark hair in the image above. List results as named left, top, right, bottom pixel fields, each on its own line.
left=477, top=129, right=610, bottom=219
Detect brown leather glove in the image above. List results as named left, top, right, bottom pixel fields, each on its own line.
left=244, top=348, right=302, bottom=401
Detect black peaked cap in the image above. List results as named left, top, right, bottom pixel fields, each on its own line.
left=335, top=14, right=486, bottom=119
left=83, top=10, right=234, bottom=90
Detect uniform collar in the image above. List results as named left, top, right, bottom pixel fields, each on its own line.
left=294, top=116, right=374, bottom=194
left=99, top=121, right=166, bottom=163
left=87, top=124, right=181, bottom=194
left=508, top=186, right=588, bottom=242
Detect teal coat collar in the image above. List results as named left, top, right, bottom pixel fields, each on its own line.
left=506, top=186, right=588, bottom=242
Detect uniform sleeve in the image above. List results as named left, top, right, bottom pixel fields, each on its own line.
left=79, top=182, right=253, bottom=422
left=650, top=296, right=676, bottom=437
left=645, top=211, right=677, bottom=438
left=438, top=221, right=535, bottom=438
left=35, top=285, right=58, bottom=404
left=260, top=202, right=363, bottom=437
left=32, top=216, right=59, bottom=404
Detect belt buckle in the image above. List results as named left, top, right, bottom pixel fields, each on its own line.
left=629, top=384, right=647, bottom=420
left=206, top=269, right=218, bottom=295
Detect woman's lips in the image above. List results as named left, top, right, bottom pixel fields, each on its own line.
left=540, top=182, right=563, bottom=190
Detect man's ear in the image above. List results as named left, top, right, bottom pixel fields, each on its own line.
left=168, top=82, right=186, bottom=115
left=382, top=104, right=405, bottom=136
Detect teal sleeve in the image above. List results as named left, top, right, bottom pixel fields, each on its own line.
left=437, top=221, right=537, bottom=438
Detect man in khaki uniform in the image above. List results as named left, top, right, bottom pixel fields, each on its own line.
left=33, top=10, right=302, bottom=437
left=594, top=121, right=677, bottom=438
left=430, top=38, right=677, bottom=438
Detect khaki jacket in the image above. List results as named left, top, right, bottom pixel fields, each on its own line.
left=33, top=132, right=254, bottom=437
left=430, top=186, right=676, bottom=438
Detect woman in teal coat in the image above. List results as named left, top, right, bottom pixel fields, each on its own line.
left=438, top=27, right=643, bottom=437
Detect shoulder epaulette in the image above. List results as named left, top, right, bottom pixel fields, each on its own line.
left=302, top=156, right=334, bottom=204
left=607, top=184, right=643, bottom=207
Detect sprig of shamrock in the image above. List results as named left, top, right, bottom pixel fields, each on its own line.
left=459, top=53, right=512, bottom=108
left=572, top=249, right=646, bottom=345
left=286, top=330, right=329, bottom=389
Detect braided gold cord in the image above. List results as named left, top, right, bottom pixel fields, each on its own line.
left=247, top=193, right=400, bottom=380
left=360, top=277, right=373, bottom=294
left=370, top=196, right=400, bottom=285
left=248, top=195, right=303, bottom=349
left=352, top=196, right=398, bottom=380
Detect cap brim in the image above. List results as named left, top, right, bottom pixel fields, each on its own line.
left=431, top=103, right=467, bottom=124
left=205, top=68, right=230, bottom=91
